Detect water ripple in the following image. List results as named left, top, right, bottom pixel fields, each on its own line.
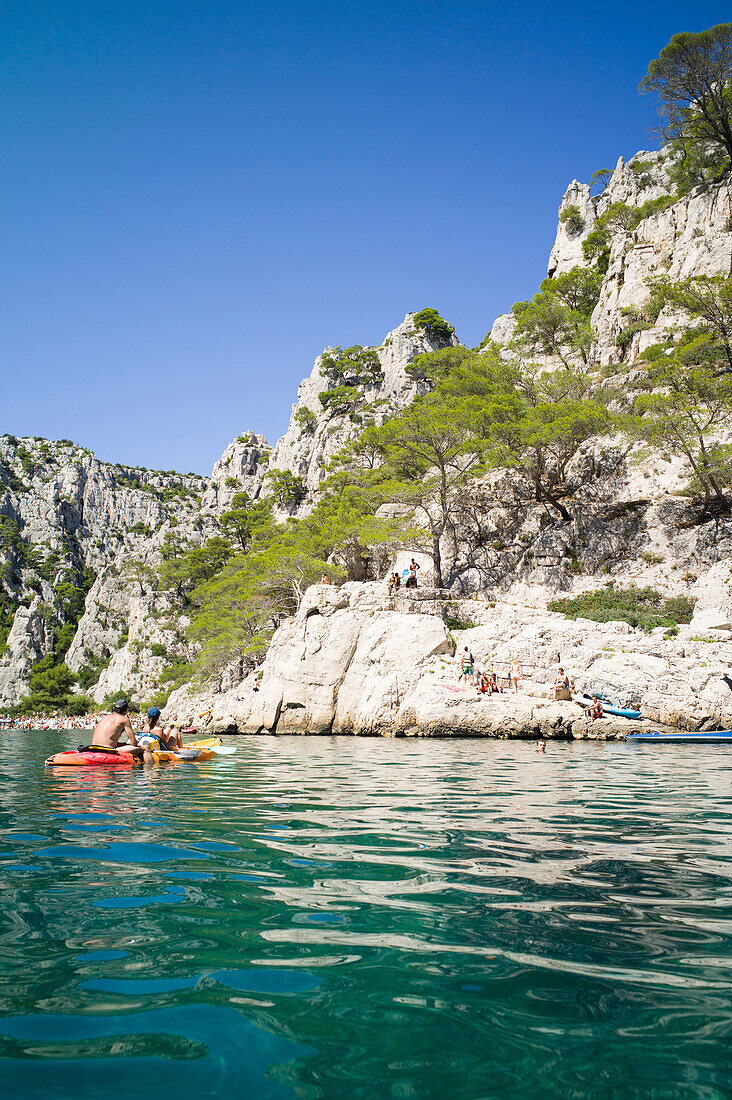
left=0, top=732, right=731, bottom=1097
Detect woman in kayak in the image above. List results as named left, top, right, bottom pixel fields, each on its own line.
left=138, top=708, right=182, bottom=752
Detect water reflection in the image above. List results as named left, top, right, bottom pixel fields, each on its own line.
left=0, top=731, right=731, bottom=1097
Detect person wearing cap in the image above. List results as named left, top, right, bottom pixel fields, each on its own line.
left=137, top=707, right=167, bottom=753
left=91, top=699, right=145, bottom=759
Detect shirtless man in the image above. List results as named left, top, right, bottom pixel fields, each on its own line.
left=92, top=699, right=147, bottom=760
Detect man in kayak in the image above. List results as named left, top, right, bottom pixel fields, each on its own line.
left=92, top=699, right=148, bottom=760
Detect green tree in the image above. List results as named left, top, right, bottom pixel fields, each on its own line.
left=590, top=168, right=612, bottom=194
left=511, top=267, right=603, bottom=368
left=124, top=557, right=158, bottom=596
left=294, top=406, right=317, bottom=433
left=366, top=395, right=492, bottom=588
left=219, top=493, right=273, bottom=552
left=647, top=273, right=732, bottom=373
left=411, top=308, right=455, bottom=342
left=559, top=204, right=586, bottom=234
left=319, top=345, right=383, bottom=386
left=640, top=24, right=732, bottom=166
left=265, top=469, right=306, bottom=508
left=624, top=334, right=732, bottom=510
left=159, top=536, right=233, bottom=607
left=16, top=659, right=92, bottom=716
left=188, top=527, right=336, bottom=678
left=491, top=397, right=610, bottom=522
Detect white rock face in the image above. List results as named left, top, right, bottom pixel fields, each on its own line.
left=265, top=314, right=459, bottom=511
left=592, top=179, right=732, bottom=365
left=0, top=436, right=213, bottom=705
left=0, top=597, right=53, bottom=705
left=487, top=313, right=516, bottom=351
left=547, top=180, right=596, bottom=277
left=202, top=433, right=270, bottom=511
left=166, top=582, right=732, bottom=737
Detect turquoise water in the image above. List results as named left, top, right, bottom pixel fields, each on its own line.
left=1, top=731, right=732, bottom=1098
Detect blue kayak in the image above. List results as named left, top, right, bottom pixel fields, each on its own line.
left=573, top=693, right=641, bottom=720
left=627, top=730, right=732, bottom=744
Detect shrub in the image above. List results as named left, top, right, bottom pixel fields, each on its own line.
left=294, top=406, right=317, bottom=434
left=548, top=585, right=695, bottom=632
left=559, top=204, right=586, bottom=235
left=77, top=653, right=110, bottom=689
left=412, top=308, right=455, bottom=342
left=319, top=346, right=383, bottom=387
left=640, top=550, right=664, bottom=565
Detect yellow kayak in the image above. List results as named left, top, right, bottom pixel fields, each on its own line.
left=150, top=736, right=222, bottom=764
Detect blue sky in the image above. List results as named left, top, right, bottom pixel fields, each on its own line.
left=2, top=1, right=729, bottom=473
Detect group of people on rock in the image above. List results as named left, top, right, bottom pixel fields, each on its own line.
left=454, top=651, right=593, bottom=716
left=459, top=648, right=523, bottom=695
left=0, top=710, right=177, bottom=733
left=386, top=559, right=421, bottom=594
left=2, top=713, right=108, bottom=731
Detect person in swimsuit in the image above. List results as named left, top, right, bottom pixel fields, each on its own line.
left=137, top=707, right=172, bottom=753
left=91, top=699, right=147, bottom=760
left=460, top=647, right=474, bottom=685
left=510, top=659, right=521, bottom=693
left=488, top=671, right=501, bottom=694
left=552, top=668, right=570, bottom=700
left=584, top=695, right=603, bottom=721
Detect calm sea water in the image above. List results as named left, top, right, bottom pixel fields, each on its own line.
left=0, top=730, right=731, bottom=1099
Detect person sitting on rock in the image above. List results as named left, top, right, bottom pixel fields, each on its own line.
left=406, top=559, right=420, bottom=589
left=552, top=668, right=570, bottom=700
left=476, top=671, right=490, bottom=694
left=584, top=695, right=603, bottom=721
left=488, top=671, right=502, bottom=694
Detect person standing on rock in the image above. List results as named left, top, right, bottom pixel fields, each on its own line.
left=407, top=559, right=420, bottom=589
left=510, top=659, right=521, bottom=693
left=552, top=668, right=570, bottom=701
left=460, top=646, right=474, bottom=685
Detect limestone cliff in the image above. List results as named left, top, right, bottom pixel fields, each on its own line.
left=264, top=313, right=458, bottom=514
left=166, top=581, right=732, bottom=738
left=0, top=437, right=213, bottom=705
left=4, top=138, right=732, bottom=720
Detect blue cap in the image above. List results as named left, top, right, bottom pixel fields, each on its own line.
left=147, top=707, right=161, bottom=719
left=112, top=698, right=128, bottom=712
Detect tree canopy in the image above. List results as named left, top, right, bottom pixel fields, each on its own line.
left=641, top=24, right=732, bottom=166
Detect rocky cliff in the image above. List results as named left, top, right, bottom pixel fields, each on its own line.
left=3, top=140, right=732, bottom=722
left=0, top=437, right=213, bottom=705
left=166, top=580, right=732, bottom=738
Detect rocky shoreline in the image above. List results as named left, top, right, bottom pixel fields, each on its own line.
left=166, top=581, right=732, bottom=740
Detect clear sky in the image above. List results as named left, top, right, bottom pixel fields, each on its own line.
left=2, top=1, right=729, bottom=474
